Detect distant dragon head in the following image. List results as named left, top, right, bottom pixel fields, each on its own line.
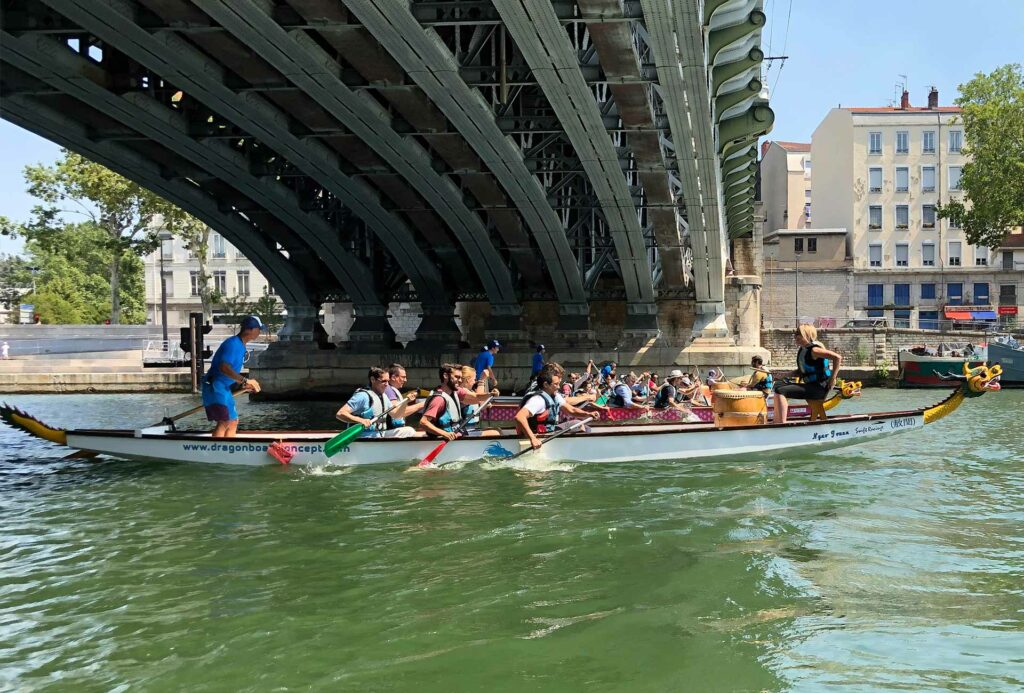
left=0, top=403, right=68, bottom=445
left=941, top=362, right=1002, bottom=397
left=837, top=378, right=863, bottom=399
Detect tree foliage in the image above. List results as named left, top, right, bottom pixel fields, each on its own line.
left=217, top=292, right=285, bottom=334
left=0, top=253, right=34, bottom=313
left=938, top=64, right=1024, bottom=248
left=7, top=150, right=202, bottom=322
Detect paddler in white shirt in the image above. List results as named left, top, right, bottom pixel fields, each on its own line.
left=514, top=363, right=593, bottom=450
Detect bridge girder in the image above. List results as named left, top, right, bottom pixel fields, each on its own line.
left=2, top=0, right=772, bottom=345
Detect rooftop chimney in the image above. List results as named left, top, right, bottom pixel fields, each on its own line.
left=900, top=89, right=910, bottom=110
left=928, top=87, right=939, bottom=109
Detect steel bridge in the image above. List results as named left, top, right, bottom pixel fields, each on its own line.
left=0, top=0, right=773, bottom=345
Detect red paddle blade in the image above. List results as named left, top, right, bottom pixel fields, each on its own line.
left=417, top=441, right=447, bottom=467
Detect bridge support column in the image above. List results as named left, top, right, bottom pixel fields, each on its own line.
left=555, top=303, right=595, bottom=347
left=622, top=302, right=661, bottom=343
left=348, top=304, right=398, bottom=351
left=410, top=304, right=463, bottom=351
left=277, top=303, right=319, bottom=342
left=486, top=304, right=529, bottom=348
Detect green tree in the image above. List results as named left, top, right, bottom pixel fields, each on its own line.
left=13, top=150, right=202, bottom=323
left=0, top=253, right=34, bottom=313
left=938, top=64, right=1024, bottom=248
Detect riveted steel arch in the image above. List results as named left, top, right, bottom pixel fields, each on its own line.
left=0, top=94, right=315, bottom=311
left=40, top=0, right=455, bottom=315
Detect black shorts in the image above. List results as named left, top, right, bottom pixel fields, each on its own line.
left=774, top=382, right=830, bottom=401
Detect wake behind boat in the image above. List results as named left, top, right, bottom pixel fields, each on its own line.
left=1, top=364, right=1001, bottom=468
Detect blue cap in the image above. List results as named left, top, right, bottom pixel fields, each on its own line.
left=487, top=340, right=501, bottom=349
left=241, top=315, right=264, bottom=330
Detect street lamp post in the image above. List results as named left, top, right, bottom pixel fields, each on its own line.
left=794, top=252, right=802, bottom=327
left=158, top=231, right=173, bottom=347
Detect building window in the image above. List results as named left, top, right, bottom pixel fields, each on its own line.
left=895, top=243, right=909, bottom=267
left=807, top=238, right=817, bottom=253
left=923, top=130, right=936, bottom=153
left=803, top=158, right=812, bottom=178
left=869, top=244, right=882, bottom=267
left=868, top=284, right=884, bottom=307
left=804, top=188, right=811, bottom=200
left=213, top=270, right=227, bottom=295
left=869, top=205, right=883, bottom=230
left=1000, top=284, right=1017, bottom=305
left=947, top=283, right=963, bottom=305
left=895, top=167, right=909, bottom=192
left=974, top=282, right=989, bottom=304
left=949, top=165, right=962, bottom=190
left=949, top=130, right=963, bottom=153
left=160, top=238, right=173, bottom=260
left=869, top=167, right=883, bottom=193
left=921, top=283, right=936, bottom=300
left=190, top=271, right=201, bottom=297
left=974, top=246, right=989, bottom=266
left=162, top=271, right=173, bottom=298
left=948, top=241, right=962, bottom=267
left=922, top=242, right=936, bottom=267
left=869, top=131, right=882, bottom=154
left=922, top=204, right=936, bottom=229
left=804, top=203, right=811, bottom=221
left=1004, top=252, right=1015, bottom=270
left=919, top=310, right=939, bottom=330
left=894, top=283, right=911, bottom=306
left=212, top=233, right=226, bottom=259
left=895, top=130, right=909, bottom=153
left=237, top=270, right=250, bottom=296
left=921, top=166, right=936, bottom=192
left=895, top=205, right=909, bottom=229
left=793, top=238, right=804, bottom=253
left=894, top=310, right=911, bottom=328
left=266, top=283, right=276, bottom=296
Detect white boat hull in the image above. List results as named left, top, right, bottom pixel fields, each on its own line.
left=65, top=411, right=925, bottom=467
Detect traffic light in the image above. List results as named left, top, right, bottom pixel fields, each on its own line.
left=179, top=326, right=194, bottom=354
left=197, top=321, right=214, bottom=360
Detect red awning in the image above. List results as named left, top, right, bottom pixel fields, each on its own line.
left=944, top=310, right=973, bottom=320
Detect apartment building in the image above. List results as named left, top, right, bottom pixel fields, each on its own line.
left=143, top=232, right=280, bottom=328
left=759, top=140, right=812, bottom=233
left=762, top=88, right=1022, bottom=329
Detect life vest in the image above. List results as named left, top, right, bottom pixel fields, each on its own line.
left=796, top=341, right=832, bottom=384
left=653, top=383, right=676, bottom=409
left=424, top=389, right=462, bottom=432
left=384, top=386, right=405, bottom=428
left=519, top=391, right=561, bottom=433
left=608, top=384, right=631, bottom=408
left=751, top=370, right=774, bottom=394
left=353, top=387, right=387, bottom=434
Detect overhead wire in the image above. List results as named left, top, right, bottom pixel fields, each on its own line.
left=771, top=0, right=793, bottom=97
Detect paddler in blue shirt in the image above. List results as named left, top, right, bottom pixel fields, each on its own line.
left=474, top=339, right=500, bottom=390
left=202, top=315, right=263, bottom=438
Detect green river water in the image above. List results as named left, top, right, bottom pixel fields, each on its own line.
left=1, top=389, right=1022, bottom=691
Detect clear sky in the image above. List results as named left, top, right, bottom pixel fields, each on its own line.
left=1, top=0, right=1022, bottom=256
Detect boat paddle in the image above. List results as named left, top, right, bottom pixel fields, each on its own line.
left=416, top=396, right=495, bottom=468
left=323, top=400, right=400, bottom=458
left=506, top=416, right=593, bottom=461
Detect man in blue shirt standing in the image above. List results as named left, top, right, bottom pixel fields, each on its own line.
left=474, top=339, right=500, bottom=389
left=202, top=315, right=263, bottom=438
left=531, top=344, right=545, bottom=378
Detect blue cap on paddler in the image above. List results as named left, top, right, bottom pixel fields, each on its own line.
left=241, top=315, right=264, bottom=331
left=487, top=340, right=501, bottom=349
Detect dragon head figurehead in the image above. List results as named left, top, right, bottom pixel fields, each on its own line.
left=837, top=378, right=863, bottom=399
left=0, top=403, right=68, bottom=445
left=941, top=362, right=1002, bottom=397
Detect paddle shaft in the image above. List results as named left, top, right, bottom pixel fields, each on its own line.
left=164, top=388, right=248, bottom=426
left=508, top=416, right=593, bottom=460
left=417, top=396, right=494, bottom=467
left=324, top=399, right=402, bottom=457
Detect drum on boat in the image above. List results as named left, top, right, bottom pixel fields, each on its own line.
left=712, top=389, right=767, bottom=428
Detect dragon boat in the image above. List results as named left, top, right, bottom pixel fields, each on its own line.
left=0, top=364, right=1000, bottom=468
left=479, top=379, right=863, bottom=424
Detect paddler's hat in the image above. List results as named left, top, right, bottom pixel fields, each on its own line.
left=667, top=369, right=684, bottom=380
left=241, top=315, right=264, bottom=331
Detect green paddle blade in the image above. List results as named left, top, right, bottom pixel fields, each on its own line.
left=324, top=424, right=365, bottom=457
